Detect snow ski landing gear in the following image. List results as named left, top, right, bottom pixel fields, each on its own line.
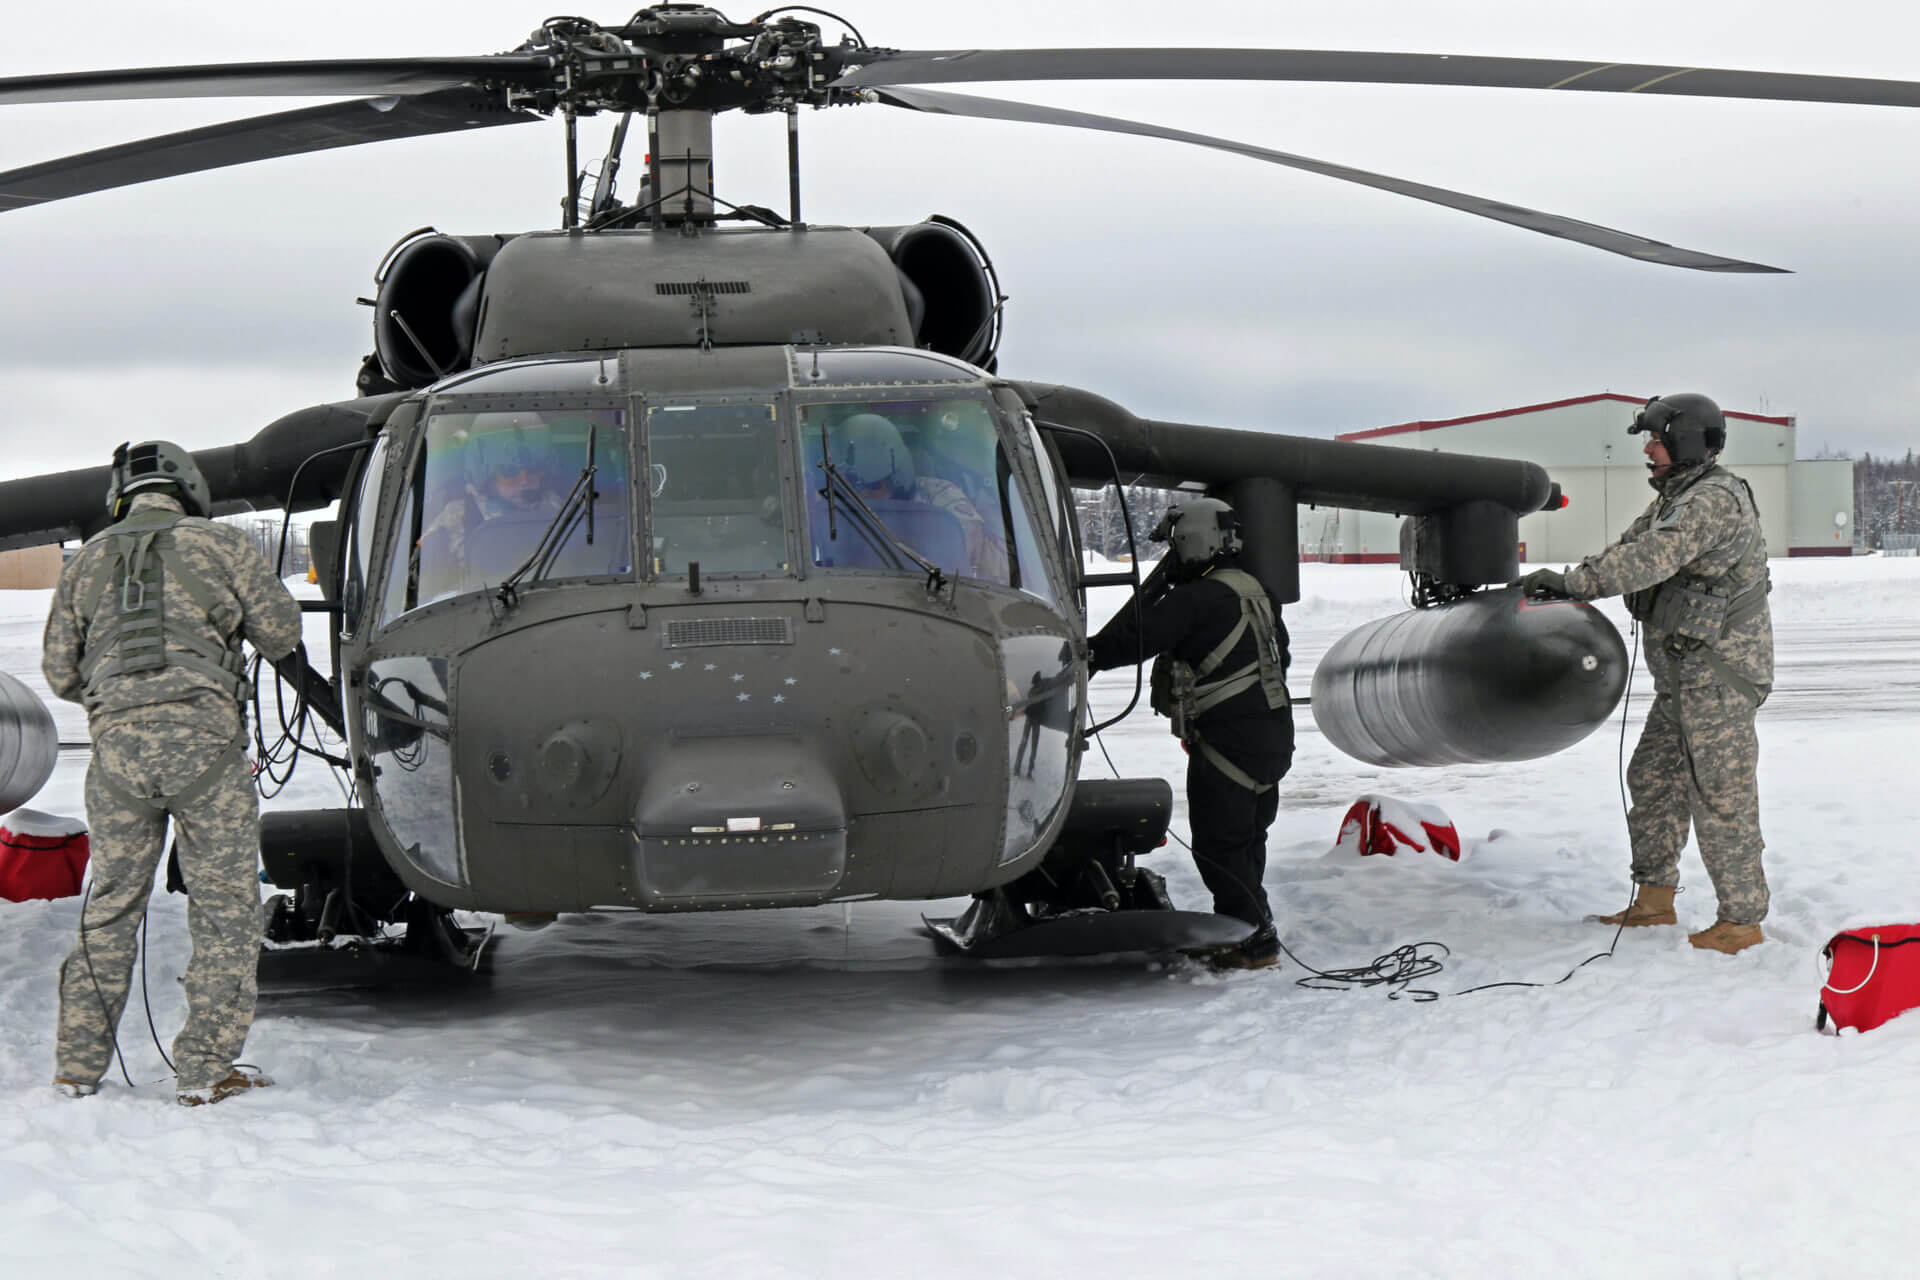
left=922, top=777, right=1247, bottom=960
left=924, top=887, right=1250, bottom=959
left=255, top=808, right=493, bottom=993
left=259, top=894, right=494, bottom=994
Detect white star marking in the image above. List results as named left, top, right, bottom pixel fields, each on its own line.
left=730, top=673, right=744, bottom=682
left=772, top=694, right=785, bottom=704
left=669, top=660, right=685, bottom=670
left=638, top=671, right=653, bottom=680
left=736, top=692, right=751, bottom=702
left=828, top=647, right=841, bottom=656
left=783, top=677, right=797, bottom=686
left=704, top=663, right=717, bottom=671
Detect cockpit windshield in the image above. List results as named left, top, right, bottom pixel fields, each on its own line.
left=415, top=407, right=630, bottom=606
left=798, top=394, right=1052, bottom=596
left=645, top=403, right=789, bottom=575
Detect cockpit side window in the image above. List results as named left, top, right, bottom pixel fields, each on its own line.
left=799, top=395, right=1046, bottom=591
left=340, top=433, right=390, bottom=638
left=413, top=406, right=631, bottom=606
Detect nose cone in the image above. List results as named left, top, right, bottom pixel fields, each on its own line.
left=631, top=734, right=849, bottom=907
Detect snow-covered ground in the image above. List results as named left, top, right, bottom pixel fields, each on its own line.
left=5, top=556, right=1920, bottom=1279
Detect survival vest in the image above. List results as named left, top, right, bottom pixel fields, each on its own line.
left=76, top=507, right=251, bottom=704
left=1627, top=466, right=1772, bottom=703
left=1150, top=566, right=1289, bottom=792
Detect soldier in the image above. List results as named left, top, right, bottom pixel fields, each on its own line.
left=1086, top=498, right=1293, bottom=969
left=1520, top=393, right=1773, bottom=955
left=42, top=440, right=302, bottom=1104
left=819, top=412, right=1008, bottom=580
left=419, top=421, right=565, bottom=593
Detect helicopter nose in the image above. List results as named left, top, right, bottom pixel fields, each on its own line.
left=630, top=734, right=848, bottom=908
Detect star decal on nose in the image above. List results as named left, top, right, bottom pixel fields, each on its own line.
left=772, top=694, right=785, bottom=704
left=783, top=677, right=797, bottom=686
left=668, top=660, right=685, bottom=670
left=704, top=663, right=717, bottom=672
left=736, top=692, right=751, bottom=703
left=730, top=673, right=744, bottom=683
left=638, top=671, right=653, bottom=680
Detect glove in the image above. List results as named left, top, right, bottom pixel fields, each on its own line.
left=1519, top=567, right=1571, bottom=599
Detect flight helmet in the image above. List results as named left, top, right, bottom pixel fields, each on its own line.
left=1151, top=498, right=1243, bottom=574
left=1629, top=393, right=1726, bottom=467
left=835, top=413, right=915, bottom=497
left=469, top=419, right=553, bottom=510
left=105, top=440, right=211, bottom=519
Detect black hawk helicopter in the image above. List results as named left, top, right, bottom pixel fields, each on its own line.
left=3, top=5, right=1893, bottom=964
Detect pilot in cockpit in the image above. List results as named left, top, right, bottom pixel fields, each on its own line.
left=824, top=412, right=1005, bottom=579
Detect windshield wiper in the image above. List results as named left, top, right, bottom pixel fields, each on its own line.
left=817, top=454, right=949, bottom=593
left=496, top=423, right=599, bottom=608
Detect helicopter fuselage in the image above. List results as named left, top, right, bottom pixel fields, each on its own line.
left=336, top=343, right=1086, bottom=915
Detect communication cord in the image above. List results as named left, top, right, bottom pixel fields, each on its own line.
left=1088, top=611, right=1644, bottom=1000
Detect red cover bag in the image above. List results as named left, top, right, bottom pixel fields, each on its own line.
left=1817, top=924, right=1920, bottom=1033
left=0, top=809, right=90, bottom=902
left=1334, top=795, right=1463, bottom=862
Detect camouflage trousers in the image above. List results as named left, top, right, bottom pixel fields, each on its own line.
left=56, top=723, right=262, bottom=1091
left=1626, top=681, right=1768, bottom=925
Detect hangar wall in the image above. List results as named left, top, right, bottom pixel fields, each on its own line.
left=1298, top=393, right=1848, bottom=565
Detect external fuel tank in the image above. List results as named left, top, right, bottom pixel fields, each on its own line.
left=1311, top=587, right=1628, bottom=767
left=0, top=670, right=57, bottom=813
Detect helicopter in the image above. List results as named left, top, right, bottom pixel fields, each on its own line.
left=1, top=5, right=1901, bottom=966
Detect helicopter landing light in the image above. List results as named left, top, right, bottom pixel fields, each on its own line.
left=726, top=816, right=763, bottom=832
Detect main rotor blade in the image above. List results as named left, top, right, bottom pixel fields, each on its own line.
left=0, top=92, right=539, bottom=213
left=872, top=87, right=1785, bottom=273
left=837, top=48, right=1920, bottom=111
left=0, top=56, right=554, bottom=105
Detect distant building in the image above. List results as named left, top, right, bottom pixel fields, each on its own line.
left=1299, top=393, right=1854, bottom=564
left=0, top=544, right=61, bottom=589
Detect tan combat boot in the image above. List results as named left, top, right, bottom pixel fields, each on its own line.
left=1688, top=921, right=1764, bottom=955
left=1595, top=883, right=1678, bottom=927
left=177, top=1066, right=274, bottom=1108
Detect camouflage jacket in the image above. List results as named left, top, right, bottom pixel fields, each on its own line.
left=1563, top=459, right=1773, bottom=696
left=916, top=475, right=1008, bottom=582
left=42, top=492, right=303, bottom=736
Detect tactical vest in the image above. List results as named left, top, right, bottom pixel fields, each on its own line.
left=1629, top=466, right=1771, bottom=703
left=1150, top=567, right=1289, bottom=791
left=76, top=508, right=251, bottom=704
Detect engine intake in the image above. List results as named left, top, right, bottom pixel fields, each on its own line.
left=374, top=231, right=512, bottom=389
left=862, top=217, right=1001, bottom=369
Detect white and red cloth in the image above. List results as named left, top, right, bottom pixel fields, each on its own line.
left=1333, top=795, right=1462, bottom=863
left=0, top=808, right=90, bottom=902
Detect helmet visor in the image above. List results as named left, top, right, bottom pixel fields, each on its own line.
left=1628, top=398, right=1676, bottom=438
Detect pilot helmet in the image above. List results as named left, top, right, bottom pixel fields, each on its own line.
left=1628, top=393, right=1726, bottom=467
left=470, top=418, right=551, bottom=507
left=105, top=440, right=211, bottom=519
left=836, top=413, right=915, bottom=497
left=1151, top=497, right=1242, bottom=573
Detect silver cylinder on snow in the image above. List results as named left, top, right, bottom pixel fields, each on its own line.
left=0, top=669, right=59, bottom=812
left=1311, top=586, right=1628, bottom=767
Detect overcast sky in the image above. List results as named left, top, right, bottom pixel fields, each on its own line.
left=3, top=0, right=1919, bottom=485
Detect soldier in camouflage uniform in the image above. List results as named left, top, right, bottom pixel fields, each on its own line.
left=1520, top=394, right=1772, bottom=955
left=41, top=441, right=303, bottom=1103
left=823, top=413, right=1008, bottom=580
